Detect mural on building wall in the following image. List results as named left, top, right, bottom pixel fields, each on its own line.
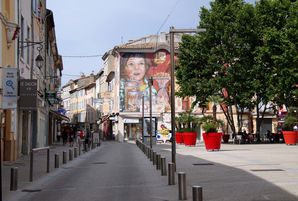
left=119, top=50, right=171, bottom=113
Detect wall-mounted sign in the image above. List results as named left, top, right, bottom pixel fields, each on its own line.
left=1, top=68, right=18, bottom=109
left=123, top=118, right=139, bottom=123
left=19, top=79, right=37, bottom=110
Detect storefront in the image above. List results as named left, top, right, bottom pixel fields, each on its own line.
left=49, top=109, right=70, bottom=144
left=121, top=117, right=158, bottom=142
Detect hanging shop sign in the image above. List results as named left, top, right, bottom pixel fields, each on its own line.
left=1, top=67, right=18, bottom=109
left=19, top=79, right=37, bottom=110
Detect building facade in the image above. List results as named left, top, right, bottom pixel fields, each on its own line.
left=98, top=33, right=191, bottom=142
left=98, top=33, right=277, bottom=143
left=1, top=0, right=65, bottom=161
left=62, top=74, right=98, bottom=131
left=0, top=0, right=19, bottom=161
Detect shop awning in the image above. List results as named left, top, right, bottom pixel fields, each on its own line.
left=50, top=110, right=70, bottom=122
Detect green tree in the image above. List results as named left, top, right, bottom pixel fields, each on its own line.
left=176, top=0, right=256, bottom=135
left=176, top=0, right=298, bottom=138
left=252, top=0, right=298, bottom=138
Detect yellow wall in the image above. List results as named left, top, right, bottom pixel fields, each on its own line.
left=1, top=0, right=16, bottom=67
left=1, top=0, right=17, bottom=161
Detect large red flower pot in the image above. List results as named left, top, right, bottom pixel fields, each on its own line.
left=203, top=132, right=222, bottom=151
left=183, top=132, right=197, bottom=146
left=176, top=132, right=184, bottom=144
left=282, top=131, right=297, bottom=145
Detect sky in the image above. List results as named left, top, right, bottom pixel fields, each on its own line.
left=47, top=0, right=255, bottom=86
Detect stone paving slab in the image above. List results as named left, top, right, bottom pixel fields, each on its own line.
left=152, top=141, right=298, bottom=200
left=2, top=143, right=88, bottom=200
left=3, top=140, right=298, bottom=201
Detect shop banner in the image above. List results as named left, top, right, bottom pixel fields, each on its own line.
left=1, top=68, right=18, bottom=109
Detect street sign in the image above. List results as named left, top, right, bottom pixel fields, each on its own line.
left=1, top=67, right=18, bottom=109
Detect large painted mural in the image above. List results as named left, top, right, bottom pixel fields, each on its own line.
left=119, top=50, right=171, bottom=113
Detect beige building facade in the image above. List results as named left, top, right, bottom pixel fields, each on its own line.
left=1, top=0, right=64, bottom=161
left=0, top=0, right=19, bottom=161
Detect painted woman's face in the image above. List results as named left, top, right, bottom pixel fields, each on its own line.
left=125, top=56, right=146, bottom=81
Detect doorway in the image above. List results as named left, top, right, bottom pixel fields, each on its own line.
left=124, top=123, right=142, bottom=140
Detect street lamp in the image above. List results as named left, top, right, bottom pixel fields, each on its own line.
left=149, top=77, right=153, bottom=149
left=142, top=95, right=145, bottom=143
left=35, top=45, right=44, bottom=69
left=169, top=27, right=206, bottom=166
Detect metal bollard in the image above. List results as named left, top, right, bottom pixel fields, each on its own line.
left=156, top=154, right=161, bottom=170
left=143, top=145, right=146, bottom=154
left=168, top=163, right=175, bottom=185
left=147, top=147, right=150, bottom=158
left=47, top=149, right=50, bottom=173
left=153, top=152, right=157, bottom=165
left=192, top=186, right=203, bottom=201
left=29, top=151, right=33, bottom=182
left=148, top=148, right=152, bottom=159
left=55, top=154, right=59, bottom=168
left=69, top=149, right=73, bottom=161
left=178, top=172, right=187, bottom=200
left=161, top=157, right=167, bottom=176
left=79, top=142, right=81, bottom=155
left=63, top=151, right=67, bottom=164
left=74, top=147, right=78, bottom=158
left=150, top=149, right=154, bottom=161
left=10, top=167, right=18, bottom=191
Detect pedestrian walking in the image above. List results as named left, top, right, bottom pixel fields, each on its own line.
left=84, top=129, right=91, bottom=151
left=62, top=125, right=70, bottom=145
left=69, top=127, right=75, bottom=147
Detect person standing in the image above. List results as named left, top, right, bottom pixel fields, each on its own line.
left=62, top=125, right=70, bottom=145
left=69, top=127, right=75, bottom=147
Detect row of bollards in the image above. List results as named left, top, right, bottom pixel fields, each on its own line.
left=136, top=139, right=203, bottom=201
left=10, top=142, right=101, bottom=192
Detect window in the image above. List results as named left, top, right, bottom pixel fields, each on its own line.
left=182, top=97, right=190, bottom=111
left=108, top=80, right=114, bottom=92
left=32, top=0, right=42, bottom=20
left=109, top=100, right=114, bottom=113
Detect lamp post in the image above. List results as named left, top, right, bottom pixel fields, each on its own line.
left=142, top=95, right=145, bottom=143
left=169, top=27, right=206, bottom=166
left=149, top=77, right=153, bottom=149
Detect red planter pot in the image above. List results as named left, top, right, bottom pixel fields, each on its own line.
left=203, top=132, right=222, bottom=151
left=176, top=132, right=184, bottom=144
left=183, top=132, right=197, bottom=146
left=282, top=131, right=297, bottom=145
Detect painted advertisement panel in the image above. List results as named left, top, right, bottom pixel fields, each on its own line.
left=119, top=50, right=171, bottom=113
